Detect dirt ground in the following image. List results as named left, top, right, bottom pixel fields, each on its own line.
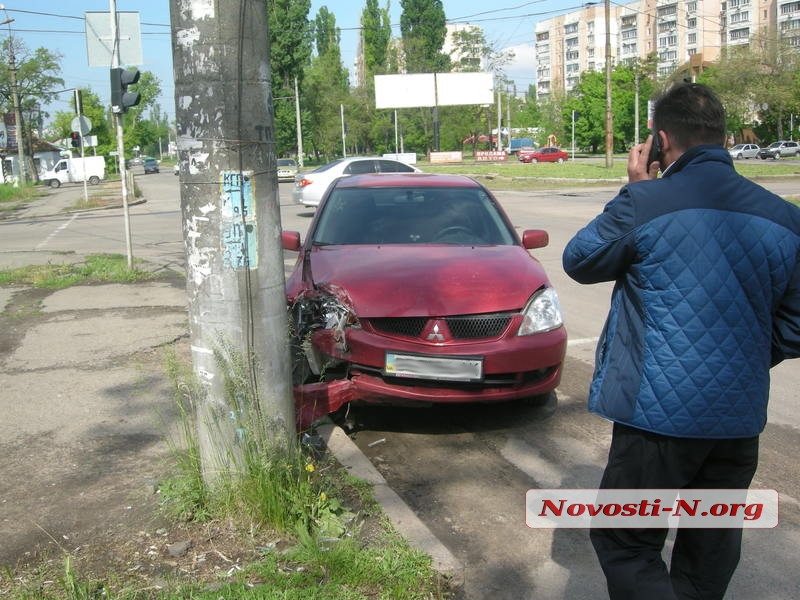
left=0, top=278, right=440, bottom=598
left=0, top=278, right=286, bottom=594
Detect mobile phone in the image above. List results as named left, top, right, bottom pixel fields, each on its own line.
left=646, top=99, right=661, bottom=169
left=648, top=128, right=662, bottom=169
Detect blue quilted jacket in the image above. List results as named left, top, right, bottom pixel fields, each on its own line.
left=563, top=145, right=800, bottom=438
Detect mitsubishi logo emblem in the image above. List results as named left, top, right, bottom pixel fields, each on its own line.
left=426, top=323, right=445, bottom=341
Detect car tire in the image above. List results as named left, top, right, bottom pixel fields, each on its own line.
left=48, top=179, right=61, bottom=188
left=531, top=158, right=538, bottom=163
left=557, top=157, right=564, bottom=163
left=734, top=153, right=742, bottom=159
left=88, top=176, right=100, bottom=185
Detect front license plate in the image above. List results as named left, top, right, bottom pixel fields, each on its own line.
left=384, top=352, right=483, bottom=382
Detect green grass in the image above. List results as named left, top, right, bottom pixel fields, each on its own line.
left=0, top=183, right=41, bottom=212
left=420, top=156, right=800, bottom=181
left=0, top=254, right=159, bottom=289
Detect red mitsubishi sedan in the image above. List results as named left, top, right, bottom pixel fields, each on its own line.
left=282, top=173, right=567, bottom=422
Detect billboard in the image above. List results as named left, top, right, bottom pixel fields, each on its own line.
left=374, top=72, right=494, bottom=110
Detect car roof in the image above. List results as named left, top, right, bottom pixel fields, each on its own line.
left=332, top=172, right=481, bottom=190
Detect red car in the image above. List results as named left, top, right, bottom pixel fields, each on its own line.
left=518, top=147, right=569, bottom=163
left=282, top=173, right=567, bottom=424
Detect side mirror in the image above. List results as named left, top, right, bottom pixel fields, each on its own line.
left=521, top=229, right=549, bottom=250
left=281, top=231, right=301, bottom=251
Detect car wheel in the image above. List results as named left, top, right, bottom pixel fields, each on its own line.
left=88, top=176, right=100, bottom=185
left=734, top=153, right=742, bottom=159
left=49, top=179, right=61, bottom=188
left=557, top=157, right=565, bottom=163
left=531, top=158, right=538, bottom=163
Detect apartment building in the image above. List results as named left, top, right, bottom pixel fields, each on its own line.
left=535, top=0, right=786, bottom=99
left=535, top=4, right=620, bottom=98
left=777, top=0, right=800, bottom=46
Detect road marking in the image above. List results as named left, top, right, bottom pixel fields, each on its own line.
left=35, top=213, right=78, bottom=250
left=567, top=337, right=599, bottom=347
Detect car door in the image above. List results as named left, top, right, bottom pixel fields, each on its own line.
left=344, top=160, right=378, bottom=175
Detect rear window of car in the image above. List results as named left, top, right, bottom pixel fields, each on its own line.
left=377, top=160, right=416, bottom=173
left=312, top=186, right=516, bottom=246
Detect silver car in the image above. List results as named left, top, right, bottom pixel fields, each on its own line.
left=292, top=156, right=421, bottom=207
left=728, top=144, right=760, bottom=159
left=277, top=158, right=298, bottom=182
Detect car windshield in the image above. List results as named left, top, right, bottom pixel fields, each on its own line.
left=769, top=143, right=781, bottom=148
left=277, top=159, right=296, bottom=167
left=312, top=186, right=517, bottom=246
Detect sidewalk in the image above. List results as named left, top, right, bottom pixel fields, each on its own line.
left=0, top=188, right=460, bottom=579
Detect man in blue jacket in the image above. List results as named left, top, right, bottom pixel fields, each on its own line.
left=563, top=83, right=800, bottom=599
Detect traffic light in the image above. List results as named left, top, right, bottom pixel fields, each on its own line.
left=110, top=67, right=141, bottom=114
left=70, top=132, right=81, bottom=148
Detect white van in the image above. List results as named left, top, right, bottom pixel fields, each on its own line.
left=42, top=156, right=107, bottom=188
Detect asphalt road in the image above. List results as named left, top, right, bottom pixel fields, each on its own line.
left=3, top=172, right=800, bottom=599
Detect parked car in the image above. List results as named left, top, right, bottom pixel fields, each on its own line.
left=518, top=147, right=569, bottom=163
left=292, top=156, right=421, bottom=207
left=283, top=172, right=567, bottom=419
left=277, top=158, right=298, bottom=182
left=757, top=141, right=800, bottom=159
left=728, top=144, right=760, bottom=159
left=142, top=157, right=159, bottom=174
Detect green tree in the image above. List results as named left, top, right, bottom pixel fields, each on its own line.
left=699, top=34, right=800, bottom=142
left=268, top=0, right=313, bottom=157
left=304, top=8, right=349, bottom=160
left=399, top=0, right=450, bottom=73
left=0, top=37, right=63, bottom=178
left=50, top=88, right=113, bottom=154
left=361, top=0, right=392, bottom=77
left=0, top=38, right=64, bottom=119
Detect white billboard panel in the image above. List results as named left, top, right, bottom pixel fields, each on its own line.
left=375, top=73, right=495, bottom=109
left=375, top=74, right=436, bottom=109
left=436, top=72, right=494, bottom=106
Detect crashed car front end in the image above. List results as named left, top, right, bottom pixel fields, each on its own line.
left=288, top=276, right=566, bottom=424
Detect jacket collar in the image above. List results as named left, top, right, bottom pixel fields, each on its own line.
left=662, top=145, right=734, bottom=178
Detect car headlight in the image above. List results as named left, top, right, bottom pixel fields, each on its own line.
left=518, top=287, right=563, bottom=336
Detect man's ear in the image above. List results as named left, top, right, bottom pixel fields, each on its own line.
left=658, top=130, right=674, bottom=164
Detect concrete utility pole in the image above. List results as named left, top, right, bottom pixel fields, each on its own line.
left=170, top=0, right=295, bottom=481
left=604, top=0, right=614, bottom=168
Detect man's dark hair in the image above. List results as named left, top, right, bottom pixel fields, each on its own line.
left=652, top=83, right=726, bottom=149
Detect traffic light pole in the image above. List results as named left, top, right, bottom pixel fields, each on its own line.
left=75, top=89, right=89, bottom=206
left=109, top=0, right=134, bottom=269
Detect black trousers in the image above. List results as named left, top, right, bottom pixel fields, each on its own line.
left=590, top=422, right=759, bottom=600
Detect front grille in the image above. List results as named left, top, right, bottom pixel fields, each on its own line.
left=446, top=314, right=512, bottom=339
left=368, top=312, right=515, bottom=340
left=369, top=317, right=428, bottom=338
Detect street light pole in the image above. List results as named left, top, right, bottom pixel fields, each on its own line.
left=604, top=0, right=614, bottom=168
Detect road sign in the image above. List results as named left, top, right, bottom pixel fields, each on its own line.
left=71, top=116, right=92, bottom=135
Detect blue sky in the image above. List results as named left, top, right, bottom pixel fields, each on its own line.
left=8, top=1, right=582, bottom=127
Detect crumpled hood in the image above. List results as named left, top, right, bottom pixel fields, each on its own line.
left=305, top=245, right=550, bottom=317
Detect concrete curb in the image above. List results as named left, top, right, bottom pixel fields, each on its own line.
left=315, top=419, right=464, bottom=578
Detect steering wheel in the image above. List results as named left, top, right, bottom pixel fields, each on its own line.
left=433, top=226, right=475, bottom=242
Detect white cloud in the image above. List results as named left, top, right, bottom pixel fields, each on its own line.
left=503, top=43, right=537, bottom=89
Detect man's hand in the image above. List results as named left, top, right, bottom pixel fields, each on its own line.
left=628, top=135, right=660, bottom=182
